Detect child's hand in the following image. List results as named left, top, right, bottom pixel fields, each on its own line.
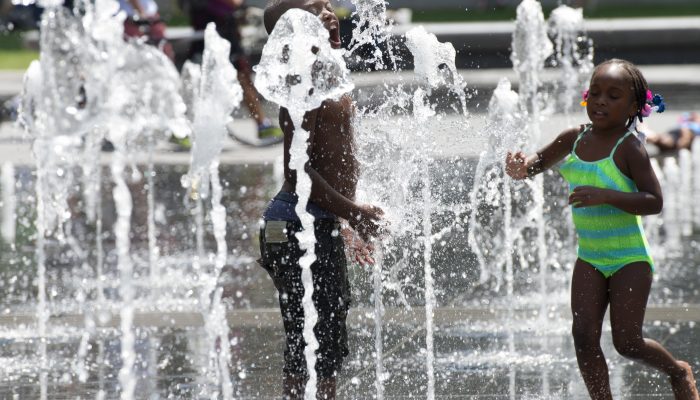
left=505, top=151, right=528, bottom=180
left=350, top=204, right=385, bottom=242
left=568, top=186, right=610, bottom=208
left=341, top=227, right=376, bottom=266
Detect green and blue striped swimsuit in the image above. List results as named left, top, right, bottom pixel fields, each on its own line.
left=559, top=126, right=654, bottom=278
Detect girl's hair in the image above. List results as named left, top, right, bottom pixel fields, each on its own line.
left=593, top=58, right=649, bottom=127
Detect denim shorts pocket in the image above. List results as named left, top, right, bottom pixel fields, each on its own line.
left=262, top=240, right=302, bottom=290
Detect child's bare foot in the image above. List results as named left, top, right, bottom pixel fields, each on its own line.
left=671, top=361, right=699, bottom=400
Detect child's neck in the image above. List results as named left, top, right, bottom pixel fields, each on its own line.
left=590, top=123, right=629, bottom=139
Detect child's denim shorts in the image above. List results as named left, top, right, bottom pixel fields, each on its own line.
left=259, top=219, right=351, bottom=379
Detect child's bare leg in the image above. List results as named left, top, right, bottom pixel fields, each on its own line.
left=672, top=362, right=700, bottom=400
left=237, top=67, right=265, bottom=126
left=317, top=377, right=336, bottom=400
left=283, top=373, right=304, bottom=400
left=609, top=262, right=699, bottom=399
left=571, top=260, right=613, bottom=400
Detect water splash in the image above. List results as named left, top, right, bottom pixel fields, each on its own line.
left=511, top=0, right=553, bottom=324
left=183, top=22, right=244, bottom=398
left=1, top=162, right=16, bottom=243
left=693, top=140, right=700, bottom=229
left=678, top=149, right=693, bottom=237
left=101, top=36, right=187, bottom=400
left=18, top=8, right=96, bottom=397
left=645, top=158, right=664, bottom=260
left=184, top=24, right=243, bottom=198
left=468, top=78, right=526, bottom=290
left=254, top=9, right=354, bottom=399
left=404, top=26, right=468, bottom=114
left=18, top=0, right=190, bottom=397
left=512, top=0, right=552, bottom=142
left=350, top=18, right=476, bottom=398
left=661, top=157, right=682, bottom=254
left=348, top=0, right=395, bottom=70
left=647, top=147, right=700, bottom=258
left=547, top=5, right=593, bottom=120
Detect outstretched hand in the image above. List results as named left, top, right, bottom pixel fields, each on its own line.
left=568, top=186, right=610, bottom=208
left=349, top=204, right=385, bottom=242
left=341, top=227, right=376, bottom=266
left=505, top=151, right=529, bottom=180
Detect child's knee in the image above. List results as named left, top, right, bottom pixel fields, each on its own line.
left=571, top=322, right=602, bottom=349
left=612, top=334, right=645, bottom=358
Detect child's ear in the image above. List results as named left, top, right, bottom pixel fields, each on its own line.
left=628, top=101, right=639, bottom=118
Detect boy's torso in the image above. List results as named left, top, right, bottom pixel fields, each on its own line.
left=282, top=94, right=358, bottom=201
left=309, top=95, right=358, bottom=199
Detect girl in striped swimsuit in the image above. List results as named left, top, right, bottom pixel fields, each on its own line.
left=505, top=58, right=699, bottom=400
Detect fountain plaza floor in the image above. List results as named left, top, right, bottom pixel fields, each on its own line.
left=1, top=274, right=699, bottom=398
left=1, top=109, right=700, bottom=399
left=2, top=67, right=700, bottom=398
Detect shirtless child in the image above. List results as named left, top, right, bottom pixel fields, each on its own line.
left=258, top=1, right=384, bottom=399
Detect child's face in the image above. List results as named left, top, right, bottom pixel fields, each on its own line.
left=586, top=64, right=638, bottom=131
left=296, top=0, right=342, bottom=49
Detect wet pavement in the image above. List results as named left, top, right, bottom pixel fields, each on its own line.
left=3, top=12, right=700, bottom=397
left=1, top=306, right=698, bottom=398
left=0, top=158, right=699, bottom=399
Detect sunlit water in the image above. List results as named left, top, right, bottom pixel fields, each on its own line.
left=1, top=161, right=699, bottom=398
left=0, top=0, right=699, bottom=398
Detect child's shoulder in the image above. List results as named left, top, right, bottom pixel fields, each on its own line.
left=324, top=93, right=353, bottom=108
left=319, top=94, right=354, bottom=118
left=554, top=125, right=586, bottom=146
left=619, top=130, right=649, bottom=158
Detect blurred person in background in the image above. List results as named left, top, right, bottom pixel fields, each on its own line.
left=119, top=0, right=175, bottom=61
left=333, top=0, right=354, bottom=49
left=187, top=0, right=283, bottom=145
left=643, top=112, right=700, bottom=152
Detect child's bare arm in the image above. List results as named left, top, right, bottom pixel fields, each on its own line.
left=305, top=166, right=383, bottom=235
left=505, top=127, right=580, bottom=180
left=568, top=139, right=663, bottom=215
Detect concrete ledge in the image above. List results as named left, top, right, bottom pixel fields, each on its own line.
left=387, top=17, right=700, bottom=68
left=1, top=304, right=698, bottom=331
left=18, top=16, right=700, bottom=69
left=350, top=64, right=700, bottom=88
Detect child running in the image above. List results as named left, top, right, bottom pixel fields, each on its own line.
left=505, top=58, right=699, bottom=400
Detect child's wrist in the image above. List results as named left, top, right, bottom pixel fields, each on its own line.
left=526, top=153, right=543, bottom=178
left=525, top=163, right=537, bottom=178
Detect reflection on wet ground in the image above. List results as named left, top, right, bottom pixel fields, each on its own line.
left=1, top=319, right=698, bottom=398
left=1, top=162, right=699, bottom=398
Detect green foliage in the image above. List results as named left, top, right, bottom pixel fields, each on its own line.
left=0, top=32, right=24, bottom=49
left=0, top=32, right=38, bottom=70
left=0, top=49, right=38, bottom=69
